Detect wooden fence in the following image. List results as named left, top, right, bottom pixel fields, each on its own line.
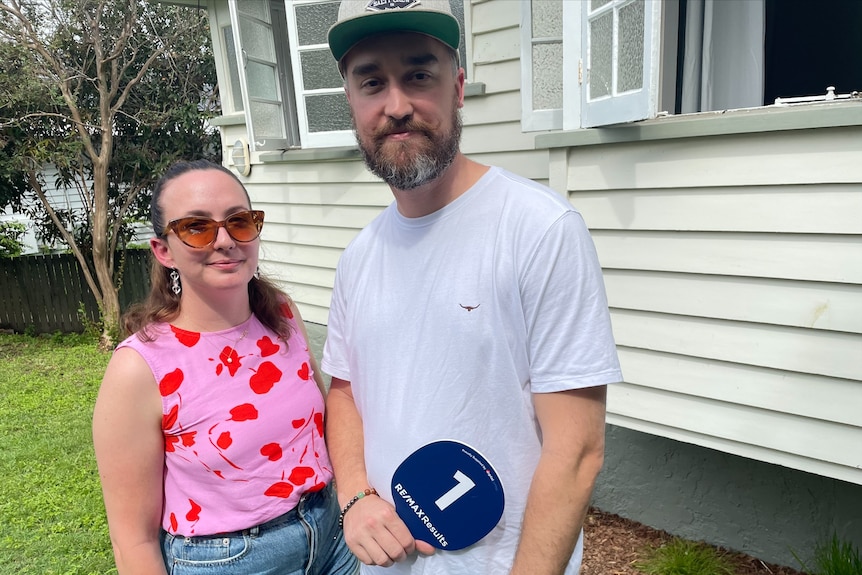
left=0, top=250, right=151, bottom=334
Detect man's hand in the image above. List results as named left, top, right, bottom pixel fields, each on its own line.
left=342, top=495, right=436, bottom=566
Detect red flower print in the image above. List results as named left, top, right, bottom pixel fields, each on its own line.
left=163, top=404, right=179, bottom=430
left=314, top=412, right=324, bottom=437
left=171, top=326, right=200, bottom=347
left=250, top=361, right=282, bottom=394
left=308, top=482, right=326, bottom=493
left=186, top=499, right=202, bottom=522
left=217, top=431, right=232, bottom=450
left=229, top=403, right=259, bottom=421
left=170, top=513, right=178, bottom=532
left=288, top=466, right=315, bottom=486
left=292, top=418, right=305, bottom=429
left=257, top=336, right=280, bottom=357
left=165, top=435, right=180, bottom=453
left=180, top=432, right=197, bottom=447
left=159, top=369, right=184, bottom=397
left=280, top=302, right=294, bottom=319
left=260, top=443, right=283, bottom=461
left=219, top=347, right=242, bottom=375
left=264, top=482, right=294, bottom=498
left=297, top=362, right=310, bottom=381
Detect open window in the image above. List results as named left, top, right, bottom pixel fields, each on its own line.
left=228, top=0, right=471, bottom=151
left=228, top=0, right=299, bottom=150
left=522, top=0, right=862, bottom=131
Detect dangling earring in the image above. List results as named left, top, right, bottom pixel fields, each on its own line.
left=170, top=269, right=182, bottom=295
left=254, top=266, right=260, bottom=280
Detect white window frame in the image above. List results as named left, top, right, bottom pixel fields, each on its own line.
left=228, top=0, right=299, bottom=151
left=520, top=1, right=564, bottom=132
left=284, top=0, right=355, bottom=148
left=522, top=0, right=661, bottom=131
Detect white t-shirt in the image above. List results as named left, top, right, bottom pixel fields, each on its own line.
left=323, top=167, right=622, bottom=575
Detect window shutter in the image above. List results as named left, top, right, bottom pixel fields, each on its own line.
left=229, top=0, right=298, bottom=151
left=581, top=0, right=660, bottom=128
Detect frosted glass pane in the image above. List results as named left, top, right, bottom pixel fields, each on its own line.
left=301, top=49, right=344, bottom=91
left=238, top=0, right=270, bottom=22
left=250, top=101, right=285, bottom=139
left=239, top=17, right=275, bottom=61
left=531, top=0, right=562, bottom=38
left=532, top=43, right=563, bottom=109
left=590, top=12, right=613, bottom=99
left=306, top=94, right=352, bottom=132
left=618, top=0, right=645, bottom=92
left=246, top=60, right=278, bottom=100
left=223, top=26, right=244, bottom=112
left=591, top=0, right=612, bottom=10
left=295, top=1, right=340, bottom=46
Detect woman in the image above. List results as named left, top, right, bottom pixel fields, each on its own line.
left=93, top=160, right=357, bottom=575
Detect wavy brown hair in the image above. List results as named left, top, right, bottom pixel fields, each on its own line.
left=122, top=160, right=294, bottom=342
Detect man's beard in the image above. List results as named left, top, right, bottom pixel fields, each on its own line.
left=355, top=110, right=462, bottom=191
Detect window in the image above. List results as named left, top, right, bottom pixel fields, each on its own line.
left=523, top=0, right=862, bottom=131
left=284, top=0, right=353, bottom=148
left=222, top=25, right=244, bottom=112
left=228, top=0, right=299, bottom=150
left=228, top=0, right=469, bottom=151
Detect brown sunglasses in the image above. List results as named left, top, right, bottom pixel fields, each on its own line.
left=163, top=210, right=265, bottom=249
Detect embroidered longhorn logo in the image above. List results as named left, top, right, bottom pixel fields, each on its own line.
left=459, top=304, right=481, bottom=312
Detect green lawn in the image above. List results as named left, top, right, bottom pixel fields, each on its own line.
left=0, top=333, right=116, bottom=574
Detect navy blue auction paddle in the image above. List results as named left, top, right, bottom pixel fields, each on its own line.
left=390, top=440, right=505, bottom=551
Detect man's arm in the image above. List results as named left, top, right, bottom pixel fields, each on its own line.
left=509, top=385, right=607, bottom=575
left=325, top=377, right=435, bottom=566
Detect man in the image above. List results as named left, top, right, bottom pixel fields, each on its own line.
left=321, top=1, right=623, bottom=573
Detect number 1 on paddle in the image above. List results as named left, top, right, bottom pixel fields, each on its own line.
left=435, top=470, right=476, bottom=510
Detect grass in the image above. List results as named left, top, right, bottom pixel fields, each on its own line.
left=636, top=537, right=736, bottom=575
left=797, top=533, right=862, bottom=575
left=0, top=333, right=116, bottom=575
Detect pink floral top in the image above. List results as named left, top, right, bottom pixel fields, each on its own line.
left=116, top=307, right=332, bottom=536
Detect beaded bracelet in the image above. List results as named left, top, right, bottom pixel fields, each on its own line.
left=338, top=487, right=378, bottom=528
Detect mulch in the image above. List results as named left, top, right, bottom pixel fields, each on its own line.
left=581, top=508, right=807, bottom=575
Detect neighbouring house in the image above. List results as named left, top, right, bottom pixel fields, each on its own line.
left=2, top=164, right=154, bottom=255
left=174, top=0, right=862, bottom=565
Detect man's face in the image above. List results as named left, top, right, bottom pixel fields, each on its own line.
left=342, top=32, right=465, bottom=190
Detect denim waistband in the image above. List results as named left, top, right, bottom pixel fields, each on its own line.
left=245, top=484, right=330, bottom=535
left=176, top=483, right=332, bottom=540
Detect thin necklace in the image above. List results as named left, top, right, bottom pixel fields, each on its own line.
left=185, top=321, right=250, bottom=364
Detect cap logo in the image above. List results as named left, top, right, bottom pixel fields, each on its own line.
left=365, top=0, right=422, bottom=11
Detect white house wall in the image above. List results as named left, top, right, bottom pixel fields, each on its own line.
left=561, top=123, right=862, bottom=484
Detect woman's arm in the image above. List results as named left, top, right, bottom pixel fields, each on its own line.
left=93, top=347, right=168, bottom=575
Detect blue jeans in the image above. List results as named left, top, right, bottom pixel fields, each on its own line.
left=160, top=484, right=358, bottom=575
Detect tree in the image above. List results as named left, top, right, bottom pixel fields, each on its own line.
left=0, top=0, right=221, bottom=348
left=0, top=221, right=26, bottom=257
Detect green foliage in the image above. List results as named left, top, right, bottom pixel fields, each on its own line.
left=0, top=0, right=221, bottom=341
left=0, top=220, right=27, bottom=257
left=796, top=533, right=862, bottom=575
left=0, top=333, right=115, bottom=574
left=636, top=538, right=735, bottom=575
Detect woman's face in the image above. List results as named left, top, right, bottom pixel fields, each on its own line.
left=151, top=168, right=259, bottom=299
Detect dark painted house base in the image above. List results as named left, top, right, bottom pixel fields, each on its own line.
left=594, top=425, right=862, bottom=567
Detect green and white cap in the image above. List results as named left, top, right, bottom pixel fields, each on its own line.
left=328, top=0, right=461, bottom=63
